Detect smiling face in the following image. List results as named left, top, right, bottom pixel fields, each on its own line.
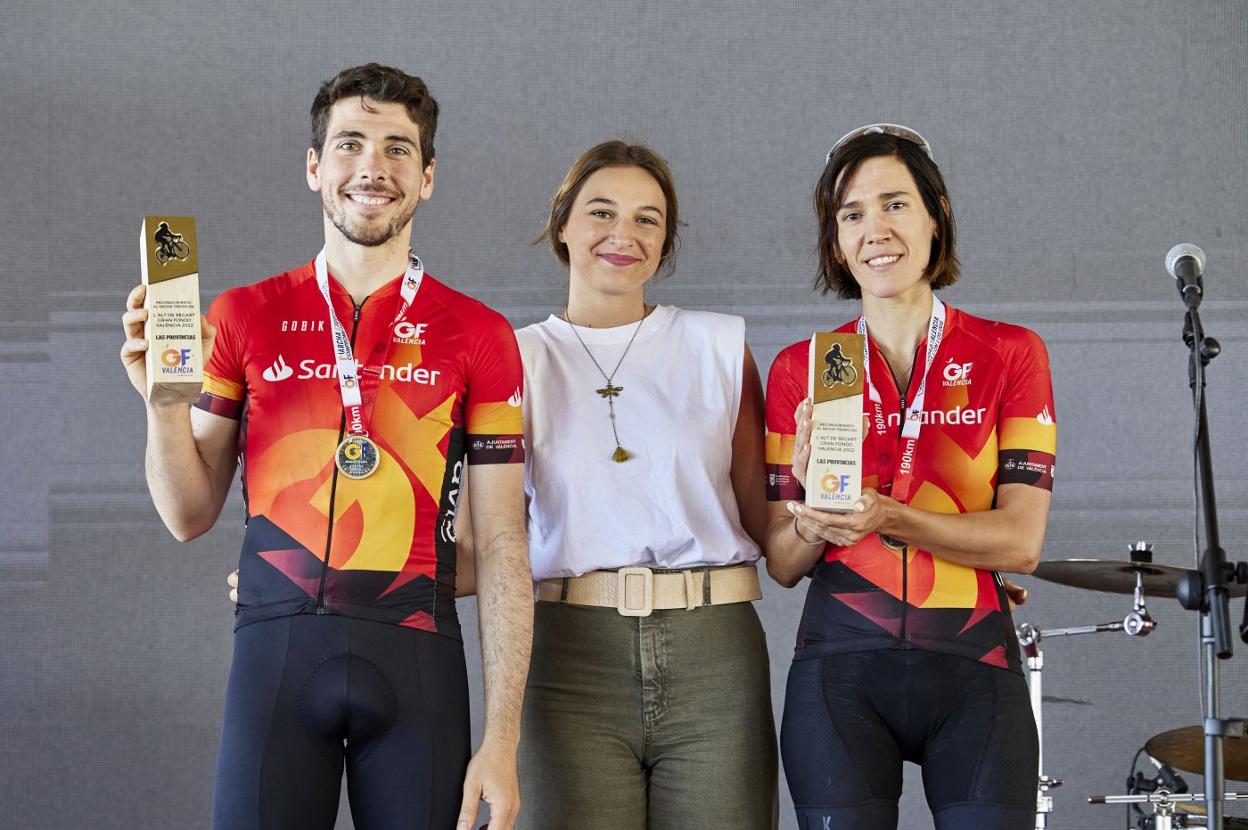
left=834, top=155, right=940, bottom=304
left=558, top=165, right=667, bottom=301
left=306, top=97, right=435, bottom=248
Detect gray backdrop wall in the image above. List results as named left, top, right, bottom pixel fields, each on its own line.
left=2, top=1, right=1245, bottom=827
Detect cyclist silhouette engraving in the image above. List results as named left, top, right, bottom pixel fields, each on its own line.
left=153, top=222, right=191, bottom=264
left=822, top=342, right=857, bottom=388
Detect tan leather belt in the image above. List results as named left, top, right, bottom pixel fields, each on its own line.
left=536, top=563, right=762, bottom=617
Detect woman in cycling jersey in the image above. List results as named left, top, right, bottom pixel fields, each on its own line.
left=764, top=124, right=1053, bottom=830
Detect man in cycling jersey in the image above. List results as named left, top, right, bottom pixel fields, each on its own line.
left=120, top=64, right=532, bottom=830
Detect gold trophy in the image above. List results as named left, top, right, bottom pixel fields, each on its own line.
left=805, top=332, right=865, bottom=511
left=140, top=216, right=204, bottom=403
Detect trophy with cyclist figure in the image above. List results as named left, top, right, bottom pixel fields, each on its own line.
left=805, top=332, right=865, bottom=511
left=140, top=215, right=204, bottom=403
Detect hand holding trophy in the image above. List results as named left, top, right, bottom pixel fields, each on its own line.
left=804, top=332, right=865, bottom=512
left=121, top=216, right=212, bottom=403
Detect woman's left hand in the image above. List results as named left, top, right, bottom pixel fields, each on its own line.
left=787, top=487, right=900, bottom=548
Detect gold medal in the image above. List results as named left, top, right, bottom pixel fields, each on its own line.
left=879, top=533, right=907, bottom=551
left=335, top=435, right=379, bottom=479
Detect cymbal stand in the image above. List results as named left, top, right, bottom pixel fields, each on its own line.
left=1018, top=584, right=1156, bottom=829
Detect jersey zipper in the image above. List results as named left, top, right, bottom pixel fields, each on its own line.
left=890, top=345, right=924, bottom=650
left=316, top=297, right=365, bottom=613
left=897, top=390, right=910, bottom=648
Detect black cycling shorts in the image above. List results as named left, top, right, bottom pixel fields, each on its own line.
left=212, top=614, right=470, bottom=830
left=781, top=648, right=1038, bottom=830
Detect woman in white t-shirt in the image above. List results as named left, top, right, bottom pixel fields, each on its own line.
left=511, top=140, right=777, bottom=829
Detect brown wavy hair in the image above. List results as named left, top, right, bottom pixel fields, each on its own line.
left=537, top=141, right=680, bottom=278
left=815, top=132, right=959, bottom=298
left=310, top=64, right=439, bottom=165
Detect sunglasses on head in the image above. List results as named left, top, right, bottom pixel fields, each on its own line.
left=826, top=123, right=934, bottom=164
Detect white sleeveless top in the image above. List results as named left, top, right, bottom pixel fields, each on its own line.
left=517, top=305, right=760, bottom=580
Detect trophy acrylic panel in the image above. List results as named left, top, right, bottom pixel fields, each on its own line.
left=140, top=216, right=204, bottom=403
left=804, top=331, right=865, bottom=512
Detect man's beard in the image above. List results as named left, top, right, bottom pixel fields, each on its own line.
left=323, top=190, right=419, bottom=247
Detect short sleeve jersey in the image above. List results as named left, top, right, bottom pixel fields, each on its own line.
left=197, top=260, right=524, bottom=640
left=765, top=305, right=1056, bottom=673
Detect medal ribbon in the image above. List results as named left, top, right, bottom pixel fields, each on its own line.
left=314, top=248, right=424, bottom=439
left=856, top=296, right=946, bottom=504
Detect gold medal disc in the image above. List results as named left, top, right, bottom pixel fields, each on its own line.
left=879, top=533, right=908, bottom=551
left=335, top=435, right=379, bottom=479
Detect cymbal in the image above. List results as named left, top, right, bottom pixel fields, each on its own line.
left=1032, top=559, right=1248, bottom=598
left=1147, top=725, right=1248, bottom=781
left=1175, top=800, right=1248, bottom=828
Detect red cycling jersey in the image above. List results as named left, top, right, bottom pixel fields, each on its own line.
left=766, top=305, right=1056, bottom=672
left=197, top=259, right=524, bottom=639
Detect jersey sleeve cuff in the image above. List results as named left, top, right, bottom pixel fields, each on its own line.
left=195, top=390, right=244, bottom=419
left=465, top=433, right=524, bottom=465
left=998, top=450, right=1055, bottom=490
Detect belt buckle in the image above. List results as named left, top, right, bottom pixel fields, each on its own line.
left=616, top=567, right=654, bottom=617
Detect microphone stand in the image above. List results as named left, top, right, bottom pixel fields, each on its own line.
left=1173, top=291, right=1245, bottom=830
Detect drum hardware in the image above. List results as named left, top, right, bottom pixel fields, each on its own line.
left=1030, top=547, right=1248, bottom=601
left=1029, top=537, right=1248, bottom=828
left=1033, top=536, right=1248, bottom=823
left=1018, top=547, right=1162, bottom=830
left=1126, top=752, right=1192, bottom=828
left=1088, top=789, right=1248, bottom=829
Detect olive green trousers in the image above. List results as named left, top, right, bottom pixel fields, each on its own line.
left=517, top=599, right=779, bottom=829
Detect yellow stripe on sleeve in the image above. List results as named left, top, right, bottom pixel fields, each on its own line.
left=202, top=372, right=245, bottom=402
left=999, top=416, right=1056, bottom=454
left=765, top=432, right=796, bottom=465
left=467, top=401, right=523, bottom=435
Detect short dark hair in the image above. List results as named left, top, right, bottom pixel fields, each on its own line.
left=536, top=141, right=681, bottom=278
left=815, top=132, right=959, bottom=298
left=310, top=64, right=438, bottom=164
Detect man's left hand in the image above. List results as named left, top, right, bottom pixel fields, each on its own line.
left=457, top=738, right=519, bottom=830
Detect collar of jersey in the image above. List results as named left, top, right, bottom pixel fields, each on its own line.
left=311, top=259, right=409, bottom=306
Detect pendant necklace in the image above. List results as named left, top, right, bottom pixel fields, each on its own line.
left=562, top=307, right=649, bottom=462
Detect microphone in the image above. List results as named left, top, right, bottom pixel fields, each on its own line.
left=1166, top=243, right=1206, bottom=308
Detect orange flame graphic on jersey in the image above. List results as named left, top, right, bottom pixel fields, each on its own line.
left=246, top=384, right=457, bottom=582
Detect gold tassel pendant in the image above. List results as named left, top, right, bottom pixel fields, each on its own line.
left=612, top=446, right=633, bottom=463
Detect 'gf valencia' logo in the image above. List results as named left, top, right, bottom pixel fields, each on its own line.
left=394, top=321, right=427, bottom=345
left=942, top=360, right=973, bottom=386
